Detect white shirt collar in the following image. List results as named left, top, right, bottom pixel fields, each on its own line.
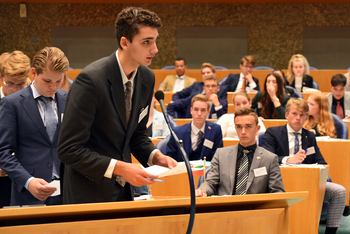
left=286, top=124, right=302, bottom=134
left=191, top=121, right=206, bottom=135
left=239, top=72, right=245, bottom=79
left=0, top=87, right=4, bottom=99
left=30, top=82, right=56, bottom=100
left=115, top=50, right=138, bottom=86
left=176, top=74, right=185, bottom=80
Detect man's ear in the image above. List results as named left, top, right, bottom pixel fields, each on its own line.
left=120, top=37, right=129, bottom=50
left=30, top=68, right=37, bottom=80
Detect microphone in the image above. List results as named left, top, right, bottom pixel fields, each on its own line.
left=154, top=90, right=196, bottom=234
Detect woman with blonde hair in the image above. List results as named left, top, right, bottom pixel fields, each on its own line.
left=304, top=93, right=338, bottom=138
left=286, top=54, right=313, bottom=92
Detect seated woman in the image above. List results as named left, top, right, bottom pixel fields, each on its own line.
left=273, top=69, right=295, bottom=98
left=217, top=91, right=266, bottom=138
left=251, top=72, right=290, bottom=119
left=304, top=93, right=338, bottom=138
left=286, top=54, right=313, bottom=92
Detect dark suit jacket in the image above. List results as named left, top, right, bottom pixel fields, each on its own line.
left=262, top=125, right=326, bottom=164
left=290, top=75, right=313, bottom=90
left=0, top=86, right=67, bottom=206
left=172, top=82, right=228, bottom=102
left=165, top=121, right=223, bottom=162
left=198, top=145, right=285, bottom=196
left=223, top=73, right=260, bottom=92
left=167, top=93, right=228, bottom=119
left=57, top=52, right=156, bottom=204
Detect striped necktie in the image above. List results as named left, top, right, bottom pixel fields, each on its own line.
left=235, top=149, right=249, bottom=195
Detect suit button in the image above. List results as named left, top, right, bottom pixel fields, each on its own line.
left=48, top=164, right=52, bottom=169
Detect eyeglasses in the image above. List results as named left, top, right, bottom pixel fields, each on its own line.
left=2, top=80, right=26, bottom=90
left=204, top=85, right=218, bottom=89
left=243, top=65, right=254, bottom=69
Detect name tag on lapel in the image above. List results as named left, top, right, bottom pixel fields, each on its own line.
left=138, top=105, right=149, bottom=123
left=253, top=167, right=267, bottom=177
left=203, top=139, right=214, bottom=149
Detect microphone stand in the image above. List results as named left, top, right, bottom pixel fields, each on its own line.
left=157, top=95, right=195, bottom=234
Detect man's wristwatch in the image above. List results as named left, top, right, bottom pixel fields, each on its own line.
left=272, top=97, right=279, bottom=103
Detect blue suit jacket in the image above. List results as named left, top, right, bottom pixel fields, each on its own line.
left=165, top=121, right=223, bottom=162
left=0, top=86, right=67, bottom=206
left=167, top=93, right=228, bottom=119
left=223, top=73, right=260, bottom=92
left=262, top=125, right=326, bottom=164
left=172, top=82, right=228, bottom=102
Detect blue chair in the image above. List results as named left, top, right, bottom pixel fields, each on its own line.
left=197, top=166, right=212, bottom=188
left=214, top=66, right=229, bottom=70
left=309, top=66, right=318, bottom=70
left=258, top=132, right=265, bottom=147
left=312, top=81, right=319, bottom=90
left=161, top=65, right=174, bottom=70
left=331, top=113, right=348, bottom=139
left=219, top=76, right=228, bottom=86
left=156, top=134, right=171, bottom=155
left=285, top=85, right=303, bottom=99
left=253, top=66, right=274, bottom=70
left=346, top=66, right=350, bottom=70
left=168, top=115, right=178, bottom=129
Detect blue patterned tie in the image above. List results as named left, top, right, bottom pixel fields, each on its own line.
left=293, top=132, right=299, bottom=155
left=40, top=97, right=57, bottom=142
left=235, top=149, right=249, bottom=195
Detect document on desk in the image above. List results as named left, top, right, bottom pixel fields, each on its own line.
left=280, top=163, right=324, bottom=168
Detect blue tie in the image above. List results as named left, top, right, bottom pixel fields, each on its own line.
left=293, top=132, right=299, bottom=155
left=40, top=97, right=57, bottom=142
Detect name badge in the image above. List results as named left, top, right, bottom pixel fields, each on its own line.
left=154, top=123, right=163, bottom=130
left=203, top=139, right=214, bottom=149
left=138, top=105, right=149, bottom=123
left=346, top=110, right=350, bottom=117
left=306, top=146, right=315, bottom=155
left=211, top=113, right=217, bottom=119
left=253, top=167, right=267, bottom=177
left=258, top=102, right=262, bottom=109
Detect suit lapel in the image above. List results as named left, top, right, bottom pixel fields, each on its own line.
left=20, top=86, right=51, bottom=143
left=107, top=53, right=128, bottom=130
left=200, top=122, right=211, bottom=158
left=246, top=147, right=263, bottom=191
left=52, top=90, right=67, bottom=143
left=184, top=124, right=192, bottom=158
left=229, top=145, right=238, bottom=193
left=281, top=126, right=290, bottom=155
left=301, top=129, right=308, bottom=150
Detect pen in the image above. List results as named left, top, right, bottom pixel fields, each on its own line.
left=305, top=149, right=308, bottom=155
left=147, top=178, right=164, bottom=182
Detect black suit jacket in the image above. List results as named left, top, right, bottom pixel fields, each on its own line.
left=262, top=125, right=326, bottom=164
left=223, top=73, right=260, bottom=92
left=172, top=82, right=228, bottom=102
left=57, top=52, right=156, bottom=204
left=290, top=75, right=313, bottom=90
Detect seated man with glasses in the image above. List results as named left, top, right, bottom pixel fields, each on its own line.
left=222, top=55, right=260, bottom=92
left=167, top=75, right=228, bottom=119
left=0, top=50, right=31, bottom=208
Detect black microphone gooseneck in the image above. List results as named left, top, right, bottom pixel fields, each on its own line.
left=155, top=90, right=195, bottom=234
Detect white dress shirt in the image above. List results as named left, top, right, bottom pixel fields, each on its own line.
left=172, top=75, right=185, bottom=92
left=235, top=73, right=257, bottom=92
left=191, top=122, right=206, bottom=151
left=281, top=124, right=302, bottom=164
left=295, top=77, right=303, bottom=92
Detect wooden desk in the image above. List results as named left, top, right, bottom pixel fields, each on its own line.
left=262, top=119, right=287, bottom=129
left=0, top=193, right=306, bottom=234
left=344, top=120, right=350, bottom=139
left=318, top=140, right=350, bottom=206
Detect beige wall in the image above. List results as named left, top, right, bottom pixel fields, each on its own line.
left=1, top=3, right=350, bottom=69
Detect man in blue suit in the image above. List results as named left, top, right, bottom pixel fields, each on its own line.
left=167, top=75, right=228, bottom=119
left=172, top=63, right=227, bottom=102
left=0, top=47, right=69, bottom=206
left=223, top=55, right=260, bottom=92
left=166, top=94, right=223, bottom=162
left=262, top=98, right=346, bottom=234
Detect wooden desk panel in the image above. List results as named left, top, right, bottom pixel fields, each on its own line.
left=262, top=119, right=287, bottom=129
left=344, top=120, right=350, bottom=139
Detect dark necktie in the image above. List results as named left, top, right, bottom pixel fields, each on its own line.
left=293, top=132, right=299, bottom=155
left=336, top=101, right=344, bottom=119
left=40, top=96, right=57, bottom=142
left=125, top=81, right=132, bottom=125
left=195, top=130, right=204, bottom=151
left=235, top=149, right=249, bottom=195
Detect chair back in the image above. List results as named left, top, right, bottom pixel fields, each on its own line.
left=161, top=65, right=174, bottom=70
left=219, top=76, right=228, bottom=85
left=331, top=113, right=348, bottom=139
left=168, top=115, right=178, bottom=129
left=214, top=66, right=228, bottom=70
left=309, top=66, right=318, bottom=70
left=312, top=81, right=319, bottom=90
left=286, top=85, right=303, bottom=99
left=253, top=66, right=274, bottom=70
left=156, top=134, right=171, bottom=154
left=258, top=132, right=264, bottom=147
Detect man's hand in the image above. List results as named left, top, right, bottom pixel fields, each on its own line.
left=287, top=149, right=306, bottom=164
left=28, top=178, right=56, bottom=201
left=114, top=161, right=157, bottom=187
left=208, top=93, right=220, bottom=106
left=244, top=73, right=254, bottom=83
left=152, top=151, right=178, bottom=169
left=195, top=189, right=207, bottom=197
left=0, top=168, right=7, bottom=177
left=309, top=129, right=316, bottom=135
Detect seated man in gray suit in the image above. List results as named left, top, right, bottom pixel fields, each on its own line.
left=327, top=74, right=350, bottom=120
left=196, top=107, right=284, bottom=197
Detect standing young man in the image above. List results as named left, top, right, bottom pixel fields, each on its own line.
left=196, top=107, right=284, bottom=197
left=0, top=47, right=69, bottom=206
left=262, top=98, right=346, bottom=234
left=166, top=94, right=223, bottom=162
left=58, top=7, right=177, bottom=204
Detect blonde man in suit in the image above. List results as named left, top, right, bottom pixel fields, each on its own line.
left=158, top=57, right=196, bottom=92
